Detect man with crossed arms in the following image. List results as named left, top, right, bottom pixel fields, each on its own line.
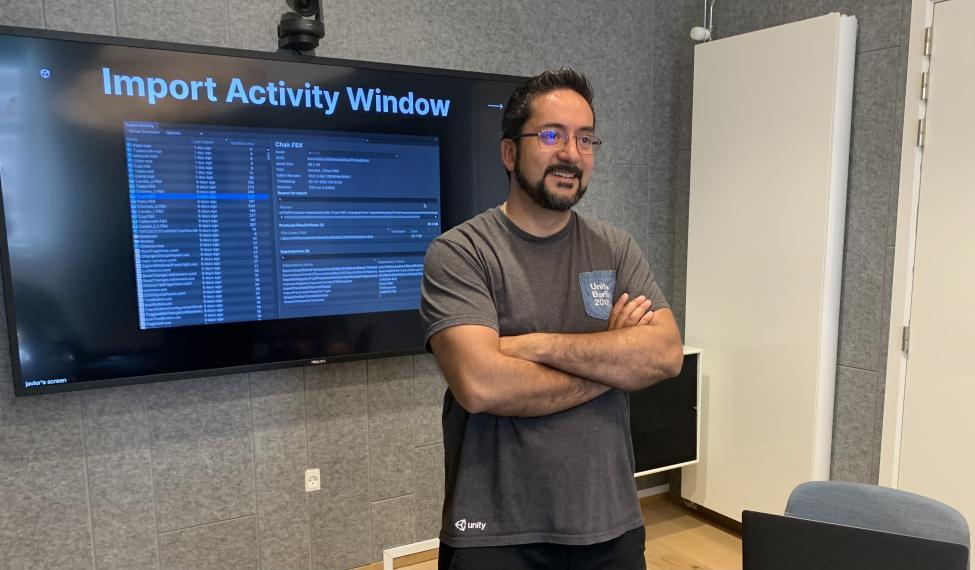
left=421, top=67, right=684, bottom=570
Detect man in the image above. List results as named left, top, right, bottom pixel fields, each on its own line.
left=420, top=68, right=684, bottom=570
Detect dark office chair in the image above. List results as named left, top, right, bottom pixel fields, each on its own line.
left=742, top=481, right=971, bottom=570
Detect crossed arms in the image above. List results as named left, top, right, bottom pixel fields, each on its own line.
left=429, top=293, right=684, bottom=417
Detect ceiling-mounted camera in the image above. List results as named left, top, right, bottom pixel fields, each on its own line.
left=278, top=0, right=325, bottom=55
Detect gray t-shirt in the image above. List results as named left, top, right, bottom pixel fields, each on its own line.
left=420, top=206, right=669, bottom=548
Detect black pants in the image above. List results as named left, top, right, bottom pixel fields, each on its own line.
left=438, top=526, right=647, bottom=570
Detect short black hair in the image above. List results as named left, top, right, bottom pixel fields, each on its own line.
left=501, top=67, right=595, bottom=140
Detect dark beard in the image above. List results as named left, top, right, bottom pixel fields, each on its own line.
left=513, top=149, right=588, bottom=212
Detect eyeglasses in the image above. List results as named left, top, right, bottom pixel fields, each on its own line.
left=510, top=129, right=603, bottom=155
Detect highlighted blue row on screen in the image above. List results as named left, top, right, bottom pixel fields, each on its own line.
left=129, top=193, right=270, bottom=200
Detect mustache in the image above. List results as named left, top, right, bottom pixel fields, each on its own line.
left=544, top=164, right=583, bottom=179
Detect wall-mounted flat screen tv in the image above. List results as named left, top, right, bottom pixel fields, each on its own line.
left=0, top=26, right=522, bottom=395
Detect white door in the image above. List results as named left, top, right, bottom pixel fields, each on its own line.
left=894, top=0, right=975, bottom=549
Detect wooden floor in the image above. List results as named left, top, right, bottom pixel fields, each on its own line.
left=396, top=496, right=742, bottom=570
left=641, top=496, right=742, bottom=569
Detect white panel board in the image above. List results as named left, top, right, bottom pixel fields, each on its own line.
left=681, top=14, right=856, bottom=521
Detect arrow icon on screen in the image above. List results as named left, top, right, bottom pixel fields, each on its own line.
left=487, top=104, right=503, bottom=109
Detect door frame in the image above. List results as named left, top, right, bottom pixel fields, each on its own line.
left=878, top=0, right=948, bottom=487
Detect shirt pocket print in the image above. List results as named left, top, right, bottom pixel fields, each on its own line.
left=578, top=270, right=616, bottom=320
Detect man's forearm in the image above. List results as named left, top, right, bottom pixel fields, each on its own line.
left=500, top=315, right=683, bottom=391
left=430, top=326, right=610, bottom=417
left=472, top=354, right=610, bottom=417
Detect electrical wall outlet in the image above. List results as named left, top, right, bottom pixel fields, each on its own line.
left=305, top=468, right=321, bottom=492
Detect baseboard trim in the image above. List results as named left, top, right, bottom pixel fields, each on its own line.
left=637, top=483, right=670, bottom=505
left=681, top=499, right=742, bottom=536
left=381, top=538, right=439, bottom=569
left=393, top=547, right=440, bottom=568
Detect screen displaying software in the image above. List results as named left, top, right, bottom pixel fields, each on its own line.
left=0, top=30, right=520, bottom=393
left=124, top=121, right=441, bottom=329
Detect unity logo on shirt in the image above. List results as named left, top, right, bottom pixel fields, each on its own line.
left=454, top=519, right=487, bottom=532
left=579, top=270, right=617, bottom=320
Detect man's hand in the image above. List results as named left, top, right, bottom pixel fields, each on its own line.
left=499, top=334, right=532, bottom=360
left=607, top=293, right=654, bottom=330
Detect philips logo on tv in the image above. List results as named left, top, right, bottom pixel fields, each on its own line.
left=101, top=67, right=451, bottom=117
